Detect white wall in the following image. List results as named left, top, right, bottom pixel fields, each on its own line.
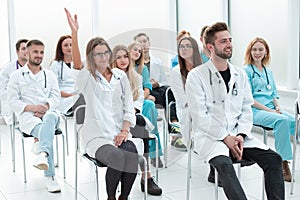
left=230, top=0, right=288, bottom=87
left=1, top=0, right=299, bottom=96
left=0, top=0, right=10, bottom=68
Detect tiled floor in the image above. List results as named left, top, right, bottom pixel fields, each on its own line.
left=0, top=117, right=299, bottom=200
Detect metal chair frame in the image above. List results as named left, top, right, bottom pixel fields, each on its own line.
left=18, top=127, right=66, bottom=183
left=187, top=138, right=257, bottom=200
left=74, top=105, right=148, bottom=200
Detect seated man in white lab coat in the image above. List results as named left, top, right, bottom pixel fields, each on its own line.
left=7, top=39, right=61, bottom=193
left=186, top=22, right=284, bottom=199
left=0, top=38, right=28, bottom=125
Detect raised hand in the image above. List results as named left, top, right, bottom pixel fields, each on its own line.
left=64, top=8, right=79, bottom=33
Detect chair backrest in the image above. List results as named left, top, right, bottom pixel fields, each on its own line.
left=74, top=105, right=86, bottom=154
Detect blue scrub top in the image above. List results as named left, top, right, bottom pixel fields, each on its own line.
left=243, top=64, right=279, bottom=110
left=135, top=65, right=152, bottom=91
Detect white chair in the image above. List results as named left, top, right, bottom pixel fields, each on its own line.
left=291, top=100, right=299, bottom=194
left=74, top=105, right=148, bottom=200
left=186, top=138, right=256, bottom=200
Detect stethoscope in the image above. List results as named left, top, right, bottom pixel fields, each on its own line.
left=22, top=70, right=47, bottom=89
left=208, top=69, right=238, bottom=104
left=16, top=61, right=22, bottom=69
left=60, top=61, right=72, bottom=81
left=250, top=64, right=271, bottom=90
left=95, top=71, right=124, bottom=99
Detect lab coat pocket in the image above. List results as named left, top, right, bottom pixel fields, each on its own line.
left=230, top=88, right=244, bottom=115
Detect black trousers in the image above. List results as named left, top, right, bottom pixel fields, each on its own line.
left=95, top=141, right=138, bottom=197
left=209, top=148, right=284, bottom=200
left=150, top=85, right=178, bottom=132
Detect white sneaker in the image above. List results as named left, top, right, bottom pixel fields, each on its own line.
left=31, top=141, right=39, bottom=155
left=33, top=152, right=49, bottom=170
left=44, top=176, right=61, bottom=193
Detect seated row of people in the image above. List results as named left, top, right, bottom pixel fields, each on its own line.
left=0, top=9, right=296, bottom=199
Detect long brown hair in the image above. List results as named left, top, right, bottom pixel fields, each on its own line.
left=54, top=35, right=72, bottom=61
left=178, top=37, right=202, bottom=86
left=85, top=37, right=112, bottom=79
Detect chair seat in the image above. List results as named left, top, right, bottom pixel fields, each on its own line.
left=83, top=153, right=106, bottom=167
left=22, top=128, right=63, bottom=138
left=253, top=124, right=273, bottom=131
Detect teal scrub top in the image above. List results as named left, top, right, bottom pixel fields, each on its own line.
left=135, top=65, right=152, bottom=91
left=243, top=64, right=279, bottom=110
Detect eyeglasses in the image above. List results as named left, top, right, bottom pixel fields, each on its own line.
left=179, top=44, right=193, bottom=50
left=93, top=51, right=111, bottom=58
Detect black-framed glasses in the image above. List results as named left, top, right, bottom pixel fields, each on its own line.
left=93, top=51, right=111, bottom=58
left=179, top=44, right=193, bottom=50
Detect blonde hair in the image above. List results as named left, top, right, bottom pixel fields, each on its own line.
left=111, top=44, right=140, bottom=101
left=244, top=37, right=271, bottom=66
left=128, top=41, right=144, bottom=75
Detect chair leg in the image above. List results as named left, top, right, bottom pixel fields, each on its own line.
left=75, top=149, right=78, bottom=200
left=186, top=140, right=192, bottom=200
left=64, top=117, right=69, bottom=156
left=140, top=155, right=148, bottom=200
left=11, top=124, right=16, bottom=172
left=61, top=134, right=66, bottom=179
left=162, top=118, right=168, bottom=168
left=155, top=136, right=159, bottom=183
left=290, top=118, right=298, bottom=194
left=55, top=136, right=59, bottom=167
left=21, top=137, right=27, bottom=183
left=214, top=168, right=218, bottom=200
left=95, top=166, right=99, bottom=200
left=263, top=129, right=267, bottom=145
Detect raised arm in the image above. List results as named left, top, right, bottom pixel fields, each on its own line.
left=64, top=8, right=83, bottom=70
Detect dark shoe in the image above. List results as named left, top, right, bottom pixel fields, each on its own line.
left=282, top=160, right=291, bottom=182
left=151, top=157, right=164, bottom=168
left=118, top=195, right=127, bottom=200
left=107, top=197, right=116, bottom=200
left=171, top=138, right=187, bottom=152
left=207, top=166, right=222, bottom=187
left=169, top=125, right=182, bottom=137
left=141, top=177, right=162, bottom=196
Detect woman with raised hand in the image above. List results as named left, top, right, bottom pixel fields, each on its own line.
left=65, top=8, right=139, bottom=200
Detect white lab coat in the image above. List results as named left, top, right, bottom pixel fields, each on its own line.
left=7, top=64, right=60, bottom=134
left=0, top=60, right=19, bottom=125
left=76, top=68, right=142, bottom=157
left=50, top=60, right=80, bottom=113
left=50, top=60, right=79, bottom=93
left=149, top=52, right=168, bottom=86
left=186, top=60, right=268, bottom=162
left=170, top=65, right=191, bottom=141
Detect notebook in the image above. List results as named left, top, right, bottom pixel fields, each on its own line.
left=57, top=94, right=80, bottom=114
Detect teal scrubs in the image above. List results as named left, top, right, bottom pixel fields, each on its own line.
left=135, top=65, right=163, bottom=158
left=243, top=64, right=293, bottom=160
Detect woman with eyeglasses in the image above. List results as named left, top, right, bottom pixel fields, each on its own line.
left=50, top=35, right=84, bottom=115
left=65, top=8, right=140, bottom=200
left=170, top=36, right=202, bottom=144
left=111, top=44, right=163, bottom=196
left=243, top=37, right=295, bottom=182
left=128, top=41, right=164, bottom=169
